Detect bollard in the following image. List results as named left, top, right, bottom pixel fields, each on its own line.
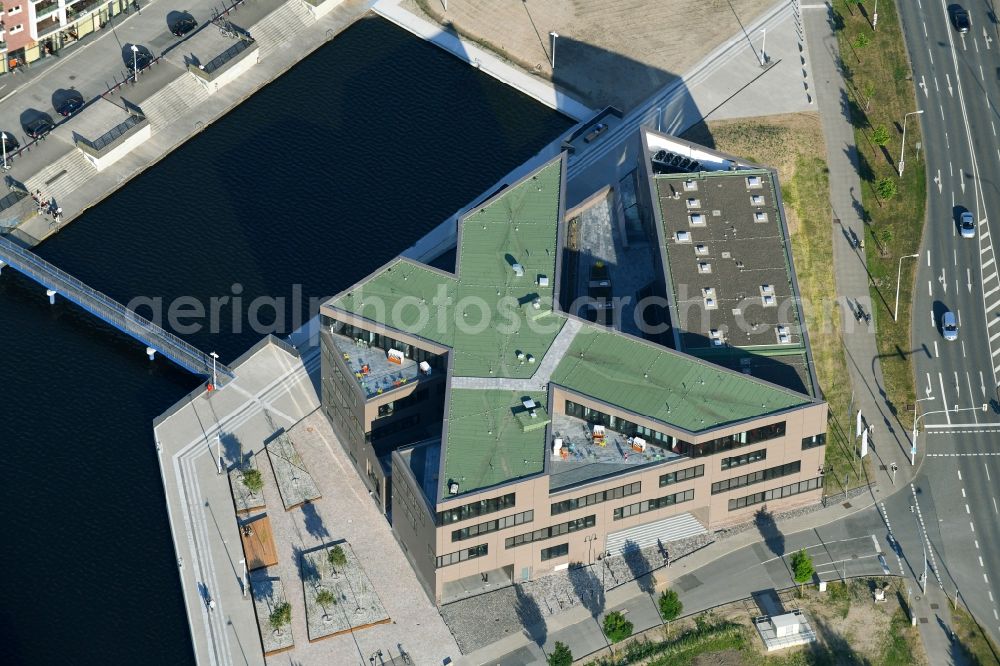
left=46, top=289, right=57, bottom=304
left=146, top=347, right=156, bottom=361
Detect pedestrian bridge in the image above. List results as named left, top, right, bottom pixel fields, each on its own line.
left=0, top=235, right=234, bottom=384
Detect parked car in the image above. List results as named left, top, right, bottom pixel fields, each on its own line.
left=0, top=131, right=20, bottom=151
left=171, top=17, right=198, bottom=37
left=127, top=50, right=154, bottom=72
left=960, top=211, right=976, bottom=239
left=25, top=117, right=54, bottom=139
left=949, top=4, right=971, bottom=33
left=56, top=95, right=84, bottom=117
left=942, top=311, right=959, bottom=341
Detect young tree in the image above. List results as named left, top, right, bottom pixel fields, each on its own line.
left=791, top=549, right=815, bottom=594
left=658, top=588, right=683, bottom=636
left=876, top=177, right=898, bottom=200
left=328, top=545, right=347, bottom=574
left=314, top=588, right=336, bottom=621
left=269, top=601, right=292, bottom=636
left=602, top=610, right=634, bottom=643
left=872, top=125, right=890, bottom=147
left=242, top=468, right=263, bottom=497
left=863, top=81, right=876, bottom=111
left=547, top=641, right=573, bottom=666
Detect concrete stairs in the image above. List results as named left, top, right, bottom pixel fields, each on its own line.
left=250, top=0, right=315, bottom=57
left=138, top=74, right=212, bottom=130
left=25, top=150, right=98, bottom=204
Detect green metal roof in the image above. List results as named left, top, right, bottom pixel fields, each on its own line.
left=444, top=389, right=548, bottom=497
left=551, top=326, right=810, bottom=433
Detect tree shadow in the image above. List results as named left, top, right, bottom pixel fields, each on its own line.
left=569, top=565, right=605, bottom=619
left=755, top=506, right=785, bottom=558
left=513, top=584, right=546, bottom=647
left=295, top=544, right=321, bottom=591
left=300, top=500, right=329, bottom=543
left=621, top=539, right=656, bottom=597
left=220, top=431, right=249, bottom=470
left=809, top=614, right=872, bottom=664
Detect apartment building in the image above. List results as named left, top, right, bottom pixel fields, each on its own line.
left=2, top=0, right=130, bottom=72
left=319, top=148, right=828, bottom=605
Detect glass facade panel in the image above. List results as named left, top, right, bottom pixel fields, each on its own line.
left=451, top=510, right=534, bottom=542
left=711, top=461, right=801, bottom=494
left=438, top=493, right=517, bottom=525
left=613, top=489, right=695, bottom=520
left=727, top=476, right=823, bottom=510
left=541, top=543, right=569, bottom=561
left=659, top=464, right=704, bottom=487
left=550, top=482, right=641, bottom=515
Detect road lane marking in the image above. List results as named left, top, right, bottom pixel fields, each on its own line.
left=966, top=504, right=971, bottom=514
left=981, top=556, right=985, bottom=567
left=994, top=497, right=998, bottom=514
left=927, top=250, right=931, bottom=266
left=959, top=470, right=963, bottom=480
left=926, top=451, right=1000, bottom=454
left=955, top=249, right=959, bottom=265
left=929, top=281, right=933, bottom=296
left=962, top=488, right=966, bottom=498
left=985, top=256, right=996, bottom=270
left=961, top=341, right=967, bottom=357
left=975, top=539, right=979, bottom=549
left=980, top=64, right=985, bottom=80
left=939, top=373, right=951, bottom=422
left=966, top=373, right=977, bottom=419
left=986, top=464, right=991, bottom=482
left=934, top=340, right=940, bottom=357
left=971, top=522, right=975, bottom=532
left=923, top=21, right=928, bottom=37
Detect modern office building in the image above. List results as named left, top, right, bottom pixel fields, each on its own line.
left=319, top=146, right=827, bottom=605
left=2, top=0, right=130, bottom=72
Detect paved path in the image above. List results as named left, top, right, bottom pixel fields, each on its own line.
left=802, top=3, right=964, bottom=663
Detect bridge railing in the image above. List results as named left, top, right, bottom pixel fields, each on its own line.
left=0, top=236, right=234, bottom=380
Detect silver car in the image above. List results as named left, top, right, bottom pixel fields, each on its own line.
left=942, top=311, right=958, bottom=341
left=960, top=211, right=975, bottom=238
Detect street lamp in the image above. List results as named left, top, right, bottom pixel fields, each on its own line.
left=873, top=0, right=878, bottom=30
left=239, top=558, right=247, bottom=598
left=898, top=110, right=924, bottom=177
left=759, top=28, right=767, bottom=66
left=549, top=32, right=558, bottom=69
left=216, top=435, right=222, bottom=475
left=1, top=131, right=7, bottom=170
left=131, top=44, right=139, bottom=80
left=210, top=351, right=219, bottom=391
left=894, top=254, right=919, bottom=321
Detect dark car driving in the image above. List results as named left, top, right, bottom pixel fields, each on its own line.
left=171, top=17, right=198, bottom=37
left=56, top=96, right=84, bottom=117
left=127, top=50, right=154, bottom=72
left=949, top=4, right=971, bottom=32
left=25, top=117, right=54, bottom=139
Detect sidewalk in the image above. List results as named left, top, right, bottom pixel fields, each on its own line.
left=462, top=490, right=879, bottom=665
left=801, top=4, right=963, bottom=664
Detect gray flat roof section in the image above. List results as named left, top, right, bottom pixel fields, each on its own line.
left=655, top=169, right=815, bottom=396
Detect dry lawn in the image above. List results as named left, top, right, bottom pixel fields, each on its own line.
left=406, top=0, right=774, bottom=111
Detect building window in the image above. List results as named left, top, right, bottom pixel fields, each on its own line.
left=541, top=543, right=569, bottom=561
left=802, top=434, right=826, bottom=450
left=505, top=515, right=596, bottom=549
left=436, top=544, right=488, bottom=568
left=9, top=23, right=23, bottom=33
left=451, top=510, right=534, bottom=542
left=7, top=6, right=22, bottom=15
left=721, top=449, right=766, bottom=470
left=550, top=482, right=641, bottom=515
left=659, top=464, right=704, bottom=487
left=728, top=476, right=823, bottom=511
left=438, top=493, right=516, bottom=525
left=614, top=489, right=695, bottom=520
left=711, top=461, right=801, bottom=495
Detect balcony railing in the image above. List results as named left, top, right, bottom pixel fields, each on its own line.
left=34, top=0, right=59, bottom=19
left=66, top=0, right=103, bottom=20
left=35, top=17, right=62, bottom=38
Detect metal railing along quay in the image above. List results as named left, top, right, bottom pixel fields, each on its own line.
left=0, top=235, right=234, bottom=384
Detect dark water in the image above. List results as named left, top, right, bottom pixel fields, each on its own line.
left=0, top=17, right=570, bottom=664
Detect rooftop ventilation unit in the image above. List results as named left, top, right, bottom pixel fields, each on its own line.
left=537, top=275, right=549, bottom=287
left=449, top=481, right=460, bottom=495
left=512, top=263, right=525, bottom=277
left=746, top=175, right=763, bottom=189
left=676, top=231, right=692, bottom=243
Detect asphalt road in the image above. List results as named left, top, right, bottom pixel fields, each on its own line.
left=896, top=0, right=1000, bottom=647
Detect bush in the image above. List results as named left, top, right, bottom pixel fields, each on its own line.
left=876, top=177, right=898, bottom=200
left=547, top=641, right=573, bottom=666
left=603, top=610, right=634, bottom=644
left=329, top=545, right=347, bottom=569
left=242, top=468, right=263, bottom=496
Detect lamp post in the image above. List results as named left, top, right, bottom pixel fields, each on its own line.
left=873, top=0, right=878, bottom=29
left=898, top=110, right=924, bottom=176
left=239, top=558, right=247, bottom=598
left=760, top=28, right=767, bottom=66
left=894, top=253, right=919, bottom=321
left=210, top=351, right=219, bottom=391
left=1, top=131, right=7, bottom=170
left=216, top=435, right=222, bottom=475
left=131, top=44, right=139, bottom=80
left=549, top=32, right=558, bottom=69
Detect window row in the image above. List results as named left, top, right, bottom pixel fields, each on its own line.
left=436, top=544, right=488, bottom=568
left=541, top=543, right=569, bottom=561
left=438, top=493, right=516, bottom=525
left=505, top=515, right=596, bottom=549
left=711, top=461, right=801, bottom=495
left=613, top=489, right=695, bottom=520
left=327, top=318, right=446, bottom=370
left=551, top=482, right=641, bottom=515
left=728, top=476, right=823, bottom=511
left=802, top=433, right=826, bottom=450
left=721, top=449, right=766, bottom=470
left=451, top=510, right=534, bottom=542
left=659, top=464, right=704, bottom=487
